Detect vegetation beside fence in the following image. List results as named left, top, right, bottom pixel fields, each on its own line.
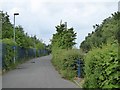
left=1, top=10, right=120, bottom=88
left=80, top=12, right=120, bottom=88
left=0, top=11, right=49, bottom=73
left=51, top=22, right=84, bottom=80
left=83, top=43, right=119, bottom=88
left=52, top=49, right=84, bottom=80
left=51, top=12, right=120, bottom=88
left=2, top=42, right=49, bottom=72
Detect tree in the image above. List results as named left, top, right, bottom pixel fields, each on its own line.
left=80, top=12, right=119, bottom=53
left=1, top=11, right=46, bottom=49
left=2, top=12, right=13, bottom=39
left=51, top=22, right=76, bottom=50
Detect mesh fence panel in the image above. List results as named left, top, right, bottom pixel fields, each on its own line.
left=2, top=43, right=48, bottom=70
left=0, top=43, right=2, bottom=69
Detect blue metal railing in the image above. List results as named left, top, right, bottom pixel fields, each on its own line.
left=2, top=43, right=49, bottom=70
left=0, top=43, right=2, bottom=69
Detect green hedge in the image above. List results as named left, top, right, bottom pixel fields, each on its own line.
left=2, top=44, right=14, bottom=70
left=2, top=39, right=16, bottom=70
left=52, top=49, right=83, bottom=80
left=83, top=43, right=119, bottom=88
left=2, top=38, right=17, bottom=46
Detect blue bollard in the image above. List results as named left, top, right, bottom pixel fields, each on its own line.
left=77, top=59, right=81, bottom=78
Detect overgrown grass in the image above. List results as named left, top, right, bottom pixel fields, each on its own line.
left=52, top=49, right=84, bottom=80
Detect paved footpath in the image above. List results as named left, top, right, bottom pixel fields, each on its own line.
left=2, top=55, right=78, bottom=88
left=0, top=75, right=1, bottom=89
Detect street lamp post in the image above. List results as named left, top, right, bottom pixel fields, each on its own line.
left=13, top=13, right=19, bottom=64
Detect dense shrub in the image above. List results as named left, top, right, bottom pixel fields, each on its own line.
left=83, top=43, right=119, bottom=88
left=2, top=38, right=16, bottom=45
left=52, top=49, right=83, bottom=80
left=2, top=39, right=15, bottom=70
left=2, top=44, right=14, bottom=70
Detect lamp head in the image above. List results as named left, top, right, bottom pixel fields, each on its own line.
left=14, top=13, right=19, bottom=15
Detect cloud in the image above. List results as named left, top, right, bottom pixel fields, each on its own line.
left=0, top=0, right=119, bottom=47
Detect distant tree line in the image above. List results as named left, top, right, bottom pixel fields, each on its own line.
left=0, top=11, right=49, bottom=72
left=80, top=12, right=120, bottom=53
left=0, top=11, right=45, bottom=49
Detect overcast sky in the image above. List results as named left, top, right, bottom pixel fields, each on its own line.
left=0, top=0, right=119, bottom=48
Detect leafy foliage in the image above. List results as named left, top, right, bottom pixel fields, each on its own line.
left=51, top=22, right=76, bottom=50
left=81, top=12, right=120, bottom=88
left=2, top=44, right=14, bottom=70
left=1, top=11, right=49, bottom=71
left=1, top=11, right=45, bottom=49
left=83, top=43, right=119, bottom=88
left=80, top=12, right=120, bottom=53
left=51, top=22, right=83, bottom=80
left=52, top=49, right=83, bottom=79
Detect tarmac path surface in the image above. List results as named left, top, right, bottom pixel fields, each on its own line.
left=2, top=55, right=78, bottom=88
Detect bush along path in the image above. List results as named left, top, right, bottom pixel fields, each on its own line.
left=50, top=12, right=120, bottom=88
left=80, top=12, right=120, bottom=88
left=51, top=22, right=84, bottom=81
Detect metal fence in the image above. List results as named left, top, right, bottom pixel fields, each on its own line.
left=0, top=43, right=2, bottom=69
left=1, top=43, right=49, bottom=70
